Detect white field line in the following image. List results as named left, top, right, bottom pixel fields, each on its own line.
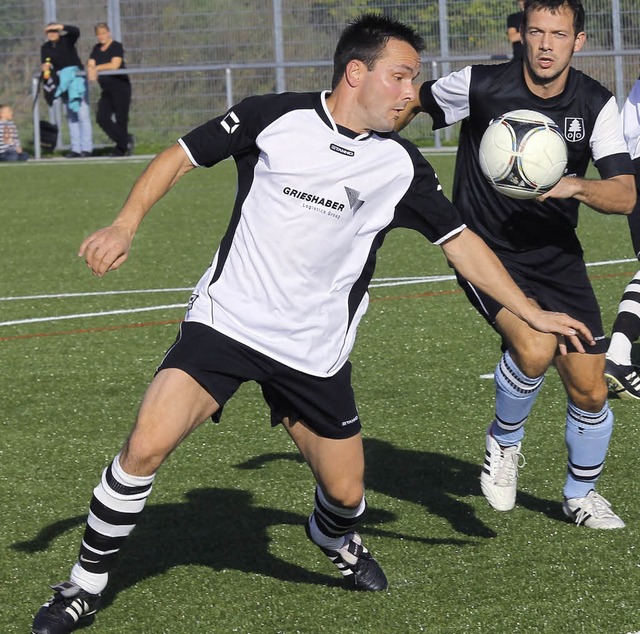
left=0, top=257, right=636, bottom=327
left=0, top=287, right=193, bottom=302
left=0, top=304, right=187, bottom=327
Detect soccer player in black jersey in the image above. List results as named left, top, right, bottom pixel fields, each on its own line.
left=32, top=13, right=595, bottom=634
left=604, top=75, right=640, bottom=400
left=397, top=0, right=636, bottom=528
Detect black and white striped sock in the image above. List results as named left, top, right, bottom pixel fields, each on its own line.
left=70, top=453, right=155, bottom=594
left=307, top=485, right=366, bottom=550
left=608, top=271, right=640, bottom=365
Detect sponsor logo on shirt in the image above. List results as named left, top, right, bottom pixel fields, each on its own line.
left=283, top=186, right=346, bottom=218
left=564, top=117, right=585, bottom=142
left=221, top=110, right=240, bottom=134
left=329, top=143, right=355, bottom=157
left=282, top=185, right=365, bottom=219
left=344, top=186, right=364, bottom=215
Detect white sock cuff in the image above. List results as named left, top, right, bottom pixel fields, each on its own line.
left=112, top=452, right=156, bottom=487
left=70, top=562, right=108, bottom=595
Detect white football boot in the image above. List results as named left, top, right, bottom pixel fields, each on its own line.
left=480, top=432, right=525, bottom=511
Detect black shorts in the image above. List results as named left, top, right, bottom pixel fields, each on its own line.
left=156, top=321, right=361, bottom=439
left=456, top=245, right=607, bottom=354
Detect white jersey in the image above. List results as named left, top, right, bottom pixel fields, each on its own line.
left=622, top=78, right=640, bottom=160
left=179, top=91, right=465, bottom=377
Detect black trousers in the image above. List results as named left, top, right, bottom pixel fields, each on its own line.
left=96, top=79, right=131, bottom=152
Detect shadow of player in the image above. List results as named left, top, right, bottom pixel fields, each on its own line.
left=237, top=437, right=498, bottom=539
left=15, top=487, right=340, bottom=608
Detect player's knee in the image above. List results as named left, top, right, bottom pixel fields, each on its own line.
left=509, top=346, right=551, bottom=378
left=568, top=381, right=608, bottom=412
left=120, top=434, right=168, bottom=476
left=321, top=482, right=364, bottom=510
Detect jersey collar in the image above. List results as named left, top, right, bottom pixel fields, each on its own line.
left=319, top=90, right=373, bottom=141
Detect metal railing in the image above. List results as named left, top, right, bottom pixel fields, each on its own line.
left=31, top=49, right=640, bottom=159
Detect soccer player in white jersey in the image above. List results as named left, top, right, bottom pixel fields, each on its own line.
left=604, top=75, right=640, bottom=399
left=397, top=0, right=636, bottom=528
left=32, top=13, right=595, bottom=634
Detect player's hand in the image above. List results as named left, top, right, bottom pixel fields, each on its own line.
left=537, top=176, right=579, bottom=201
left=78, top=225, right=133, bottom=277
left=526, top=309, right=595, bottom=354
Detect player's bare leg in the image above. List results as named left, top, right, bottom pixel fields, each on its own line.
left=283, top=419, right=388, bottom=590
left=119, top=368, right=219, bottom=475
left=32, top=370, right=219, bottom=634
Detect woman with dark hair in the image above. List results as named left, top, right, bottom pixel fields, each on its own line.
left=87, top=23, right=133, bottom=156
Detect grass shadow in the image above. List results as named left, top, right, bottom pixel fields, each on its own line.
left=237, top=437, right=505, bottom=539
left=14, top=487, right=342, bottom=608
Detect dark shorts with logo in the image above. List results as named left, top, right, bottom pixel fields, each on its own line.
left=157, top=321, right=361, bottom=439
left=456, top=245, right=607, bottom=354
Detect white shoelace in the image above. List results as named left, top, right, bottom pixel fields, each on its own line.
left=571, top=491, right=616, bottom=525
left=493, top=445, right=526, bottom=486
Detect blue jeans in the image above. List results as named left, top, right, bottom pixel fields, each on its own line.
left=66, top=88, right=93, bottom=154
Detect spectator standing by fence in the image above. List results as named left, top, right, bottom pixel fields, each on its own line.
left=0, top=104, right=28, bottom=161
left=40, top=23, right=93, bottom=158
left=87, top=23, right=133, bottom=157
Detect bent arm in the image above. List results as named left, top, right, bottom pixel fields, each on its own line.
left=95, top=56, right=123, bottom=72
left=440, top=228, right=594, bottom=352
left=78, top=143, right=195, bottom=276
left=539, top=173, right=636, bottom=214
left=395, top=97, right=424, bottom=132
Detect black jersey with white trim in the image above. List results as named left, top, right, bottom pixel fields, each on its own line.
left=420, top=61, right=634, bottom=253
left=179, top=91, right=465, bottom=377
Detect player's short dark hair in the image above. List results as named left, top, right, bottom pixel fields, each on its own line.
left=523, top=0, right=585, bottom=35
left=331, top=13, right=424, bottom=90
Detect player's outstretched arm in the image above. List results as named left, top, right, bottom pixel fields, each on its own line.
left=441, top=228, right=595, bottom=354
left=78, top=144, right=195, bottom=277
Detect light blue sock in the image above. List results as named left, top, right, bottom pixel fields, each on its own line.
left=564, top=401, right=613, bottom=499
left=490, top=350, right=545, bottom=446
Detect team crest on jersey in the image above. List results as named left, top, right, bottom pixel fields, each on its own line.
left=344, top=187, right=364, bottom=215
left=221, top=110, right=240, bottom=134
left=564, top=117, right=585, bottom=142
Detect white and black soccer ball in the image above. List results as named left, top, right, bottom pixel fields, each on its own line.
left=478, top=109, right=568, bottom=200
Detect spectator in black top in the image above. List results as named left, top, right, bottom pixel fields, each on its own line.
left=40, top=23, right=93, bottom=157
left=506, top=0, right=525, bottom=59
left=87, top=23, right=133, bottom=157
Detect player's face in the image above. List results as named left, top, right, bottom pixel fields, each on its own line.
left=358, top=38, right=421, bottom=133
left=522, top=6, right=585, bottom=92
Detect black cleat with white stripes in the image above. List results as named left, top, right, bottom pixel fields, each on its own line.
left=32, top=581, right=100, bottom=634
left=305, top=519, right=388, bottom=591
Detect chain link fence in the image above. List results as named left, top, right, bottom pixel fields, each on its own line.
left=1, top=0, right=639, bottom=155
